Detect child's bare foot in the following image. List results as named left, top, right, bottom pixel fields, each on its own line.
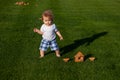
left=39, top=55, right=44, bottom=58
left=56, top=54, right=61, bottom=57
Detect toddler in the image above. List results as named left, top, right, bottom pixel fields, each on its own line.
left=34, top=10, right=63, bottom=58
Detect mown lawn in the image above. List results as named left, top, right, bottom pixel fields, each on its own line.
left=0, top=0, right=120, bottom=80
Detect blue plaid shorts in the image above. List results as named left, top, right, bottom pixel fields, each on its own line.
left=39, top=39, right=59, bottom=51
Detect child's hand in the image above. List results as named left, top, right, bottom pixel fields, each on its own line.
left=33, top=28, right=38, bottom=33
left=33, top=28, right=43, bottom=35
left=56, top=31, right=63, bottom=40
left=60, top=36, right=63, bottom=40
left=33, top=28, right=36, bottom=32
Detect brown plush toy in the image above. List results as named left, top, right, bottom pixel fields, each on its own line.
left=74, top=51, right=84, bottom=62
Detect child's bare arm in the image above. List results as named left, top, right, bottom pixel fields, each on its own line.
left=33, top=28, right=43, bottom=35
left=56, top=31, right=63, bottom=40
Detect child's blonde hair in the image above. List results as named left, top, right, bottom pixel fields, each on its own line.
left=41, top=10, right=54, bottom=21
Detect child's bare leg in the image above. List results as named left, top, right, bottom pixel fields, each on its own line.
left=40, top=50, right=45, bottom=58
left=55, top=50, right=61, bottom=57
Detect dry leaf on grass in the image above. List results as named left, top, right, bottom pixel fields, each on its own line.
left=15, top=1, right=29, bottom=6
left=63, top=58, right=70, bottom=62
left=89, top=57, right=95, bottom=61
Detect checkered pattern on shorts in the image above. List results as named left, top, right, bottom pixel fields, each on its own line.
left=39, top=39, right=59, bottom=51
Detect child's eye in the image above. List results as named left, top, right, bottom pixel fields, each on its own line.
left=44, top=20, right=51, bottom=22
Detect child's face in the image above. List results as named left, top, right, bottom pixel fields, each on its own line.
left=43, top=16, right=52, bottom=26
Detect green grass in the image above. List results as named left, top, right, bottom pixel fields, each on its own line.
left=0, top=0, right=120, bottom=80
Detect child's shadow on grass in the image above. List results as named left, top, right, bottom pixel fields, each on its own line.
left=60, top=31, right=108, bottom=56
